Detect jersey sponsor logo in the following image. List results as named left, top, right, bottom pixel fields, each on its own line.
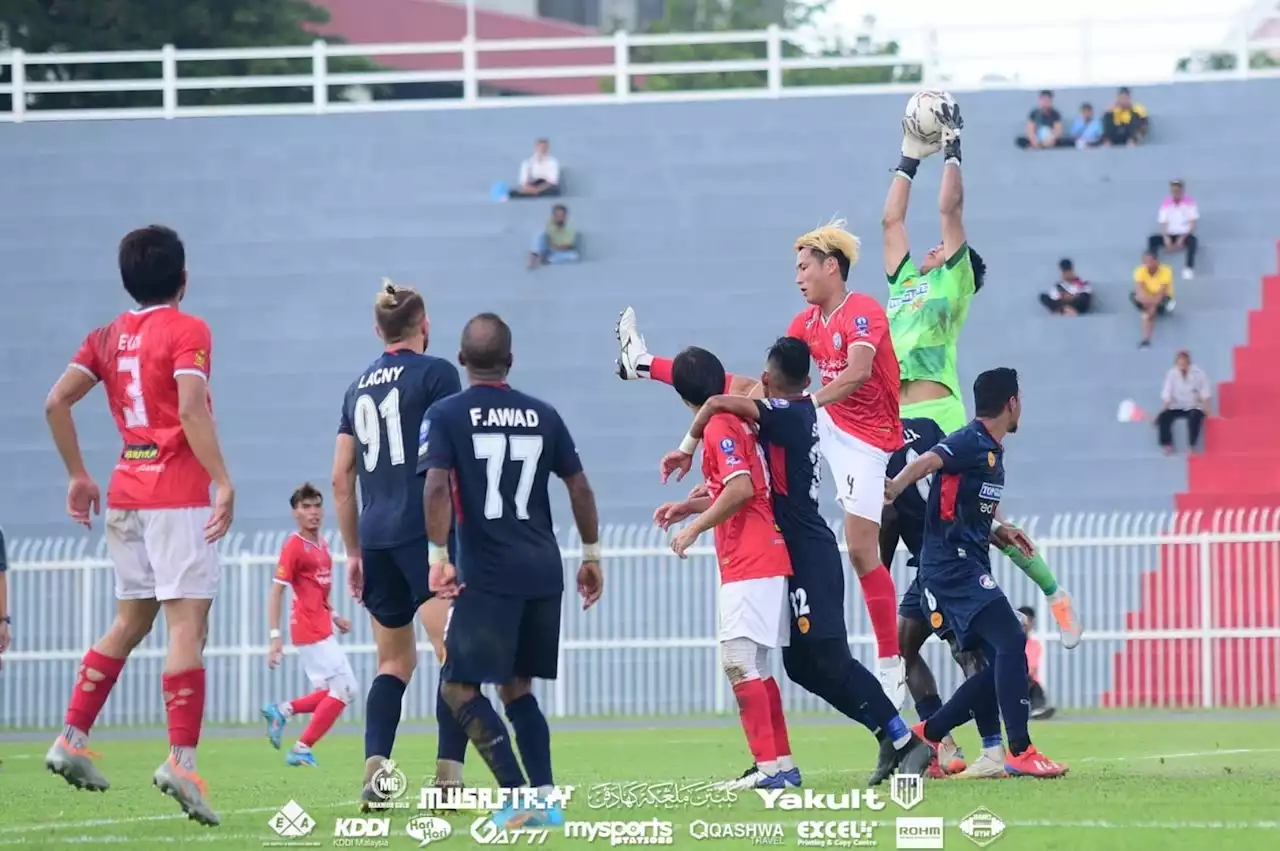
left=987, top=451, right=996, bottom=468
left=121, top=443, right=159, bottom=462
left=832, top=332, right=843, bottom=350
left=193, top=350, right=206, bottom=368
left=854, top=315, right=870, bottom=336
left=886, top=282, right=931, bottom=310
left=979, top=574, right=997, bottom=590
left=979, top=483, right=1004, bottom=501
left=719, top=437, right=736, bottom=453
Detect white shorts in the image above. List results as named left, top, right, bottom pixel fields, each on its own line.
left=297, top=635, right=359, bottom=702
left=105, top=508, right=221, bottom=601
left=718, top=577, right=789, bottom=649
left=815, top=407, right=891, bottom=522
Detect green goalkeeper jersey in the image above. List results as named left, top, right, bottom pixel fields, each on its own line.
left=886, top=243, right=976, bottom=402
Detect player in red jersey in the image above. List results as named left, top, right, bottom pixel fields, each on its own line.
left=43, top=225, right=232, bottom=826
left=262, top=484, right=357, bottom=766
left=653, top=347, right=800, bottom=790
left=617, top=222, right=909, bottom=710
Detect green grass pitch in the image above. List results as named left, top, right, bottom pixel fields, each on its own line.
left=1, top=716, right=1277, bottom=850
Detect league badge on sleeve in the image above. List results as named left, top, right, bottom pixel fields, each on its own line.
left=720, top=437, right=736, bottom=453
left=854, top=315, right=870, bottom=337
left=418, top=416, right=431, bottom=457
left=979, top=574, right=997, bottom=590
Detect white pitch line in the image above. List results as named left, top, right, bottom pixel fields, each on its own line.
left=1080, top=747, right=1280, bottom=763
left=0, top=834, right=263, bottom=846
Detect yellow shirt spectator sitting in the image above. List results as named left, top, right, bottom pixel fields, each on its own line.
left=1131, top=251, right=1175, bottom=348
left=1104, top=86, right=1149, bottom=146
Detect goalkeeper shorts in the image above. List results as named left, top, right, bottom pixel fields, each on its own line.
left=900, top=395, right=968, bottom=436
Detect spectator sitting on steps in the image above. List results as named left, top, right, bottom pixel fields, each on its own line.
left=509, top=138, right=561, bottom=199
left=1131, top=250, right=1175, bottom=348
left=1016, top=90, right=1069, bottom=149
left=528, top=204, right=580, bottom=269
left=1069, top=103, right=1104, bottom=149
left=1039, top=258, right=1092, bottom=315
left=1148, top=179, right=1199, bottom=281
left=1102, top=87, right=1149, bottom=146
left=1158, top=350, right=1213, bottom=456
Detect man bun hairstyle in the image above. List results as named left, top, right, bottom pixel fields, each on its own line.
left=374, top=279, right=426, bottom=344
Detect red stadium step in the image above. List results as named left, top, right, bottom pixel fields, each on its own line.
left=1232, top=347, right=1280, bottom=385
left=1217, top=382, right=1280, bottom=419
left=1175, top=492, right=1280, bottom=514
left=1203, top=417, right=1280, bottom=453
left=1188, top=454, right=1280, bottom=494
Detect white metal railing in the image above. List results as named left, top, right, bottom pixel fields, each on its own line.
left=1, top=510, right=1277, bottom=727
left=2, top=17, right=1280, bottom=123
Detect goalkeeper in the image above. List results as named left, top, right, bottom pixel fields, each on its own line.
left=880, top=98, right=1083, bottom=726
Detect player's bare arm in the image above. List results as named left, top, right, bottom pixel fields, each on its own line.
left=563, top=471, right=604, bottom=609
left=176, top=374, right=234, bottom=542
left=331, top=434, right=362, bottom=598
left=882, top=175, right=912, bottom=276
left=662, top=394, right=762, bottom=483
left=939, top=160, right=966, bottom=260
left=670, top=475, right=753, bottom=558
left=44, top=367, right=101, bottom=527
left=885, top=449, right=945, bottom=503
left=654, top=494, right=712, bottom=529
left=266, top=580, right=286, bottom=668
left=423, top=468, right=460, bottom=597
left=812, top=344, right=875, bottom=409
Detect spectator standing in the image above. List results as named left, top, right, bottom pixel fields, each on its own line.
left=509, top=138, right=562, bottom=199
left=1148, top=179, right=1199, bottom=281
left=528, top=204, right=580, bottom=269
left=1016, top=90, right=1068, bottom=149
left=1069, top=103, right=1104, bottom=148
left=1158, top=351, right=1213, bottom=455
left=1039, top=258, right=1093, bottom=315
left=1132, top=251, right=1175, bottom=347
left=0, top=527, right=9, bottom=671
left=1102, top=87, right=1149, bottom=146
left=1017, top=606, right=1055, bottom=720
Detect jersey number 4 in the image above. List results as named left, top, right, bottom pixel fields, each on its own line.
left=354, top=389, right=405, bottom=472
left=472, top=434, right=543, bottom=521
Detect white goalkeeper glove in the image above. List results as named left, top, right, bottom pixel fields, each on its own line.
left=901, top=119, right=942, bottom=160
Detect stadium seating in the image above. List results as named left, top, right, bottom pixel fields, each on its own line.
left=3, top=81, right=1278, bottom=540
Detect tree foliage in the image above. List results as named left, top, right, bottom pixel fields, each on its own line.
left=609, top=0, right=921, bottom=93
left=0, top=0, right=378, bottom=111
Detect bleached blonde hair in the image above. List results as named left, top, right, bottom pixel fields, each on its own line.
left=374, top=278, right=426, bottom=343
left=794, top=218, right=861, bottom=279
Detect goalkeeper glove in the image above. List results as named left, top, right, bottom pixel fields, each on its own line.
left=935, top=100, right=963, bottom=163
left=901, top=119, right=942, bottom=161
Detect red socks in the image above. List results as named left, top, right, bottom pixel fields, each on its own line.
left=761, top=677, right=792, bottom=758
left=288, top=689, right=328, bottom=716
left=858, top=565, right=901, bottom=658
left=299, top=696, right=347, bottom=747
left=731, top=679, right=778, bottom=766
left=162, top=668, right=206, bottom=748
left=65, top=649, right=126, bottom=733
left=649, top=356, right=673, bottom=385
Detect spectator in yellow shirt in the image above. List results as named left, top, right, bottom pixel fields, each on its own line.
left=1103, top=87, right=1149, bottom=146
left=1131, top=251, right=1175, bottom=348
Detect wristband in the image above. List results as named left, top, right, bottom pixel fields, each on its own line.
left=269, top=628, right=281, bottom=640
left=895, top=156, right=920, bottom=179
left=428, top=543, right=450, bottom=567
left=678, top=433, right=699, bottom=455
left=582, top=542, right=602, bottom=561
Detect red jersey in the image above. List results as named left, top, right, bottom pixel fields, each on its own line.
left=700, top=413, right=792, bottom=584
left=70, top=305, right=214, bottom=509
left=787, top=293, right=902, bottom=452
left=274, top=533, right=334, bottom=645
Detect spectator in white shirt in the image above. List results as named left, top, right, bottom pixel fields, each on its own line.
left=509, top=138, right=561, bottom=199
left=1157, top=350, right=1213, bottom=455
left=1039, top=258, right=1092, bottom=315
left=1147, top=179, right=1199, bottom=281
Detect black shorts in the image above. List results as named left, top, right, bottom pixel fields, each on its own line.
left=1130, top=292, right=1173, bottom=314
left=899, top=575, right=955, bottom=641
left=919, top=563, right=1007, bottom=651
left=441, top=589, right=562, bottom=685
left=785, top=539, right=848, bottom=643
left=362, top=538, right=431, bottom=629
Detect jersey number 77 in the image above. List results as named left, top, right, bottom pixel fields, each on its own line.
left=472, top=434, right=543, bottom=520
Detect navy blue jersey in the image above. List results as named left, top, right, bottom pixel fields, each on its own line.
left=919, top=420, right=1005, bottom=575
left=886, top=417, right=947, bottom=561
left=753, top=397, right=836, bottom=549
left=418, top=383, right=582, bottom=598
left=338, top=350, right=461, bottom=549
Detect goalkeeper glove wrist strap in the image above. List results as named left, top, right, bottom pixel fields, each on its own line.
left=944, top=142, right=962, bottom=164
left=895, top=156, right=920, bottom=180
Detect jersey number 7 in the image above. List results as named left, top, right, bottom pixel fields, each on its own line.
left=472, top=434, right=543, bottom=521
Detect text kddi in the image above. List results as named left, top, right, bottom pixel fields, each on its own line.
left=335, top=818, right=390, bottom=837
left=755, top=789, right=886, bottom=810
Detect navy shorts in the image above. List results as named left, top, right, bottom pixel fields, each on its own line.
left=442, top=589, right=562, bottom=685
left=362, top=538, right=431, bottom=629
left=899, top=575, right=956, bottom=641
left=919, top=562, right=1007, bottom=651
left=785, top=540, right=848, bottom=643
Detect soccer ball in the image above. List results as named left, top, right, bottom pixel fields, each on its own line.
left=904, top=90, right=956, bottom=144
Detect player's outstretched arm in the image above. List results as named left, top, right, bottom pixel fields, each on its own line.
left=885, top=449, right=944, bottom=504
left=882, top=174, right=912, bottom=278
left=937, top=103, right=966, bottom=261
left=331, top=435, right=360, bottom=557
left=691, top=395, right=759, bottom=440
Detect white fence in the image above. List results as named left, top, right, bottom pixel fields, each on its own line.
left=2, top=17, right=1280, bottom=123
left=1, top=511, right=1278, bottom=728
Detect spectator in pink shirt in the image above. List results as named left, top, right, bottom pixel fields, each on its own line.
left=1147, top=179, right=1199, bottom=281
left=1018, top=606, right=1055, bottom=720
